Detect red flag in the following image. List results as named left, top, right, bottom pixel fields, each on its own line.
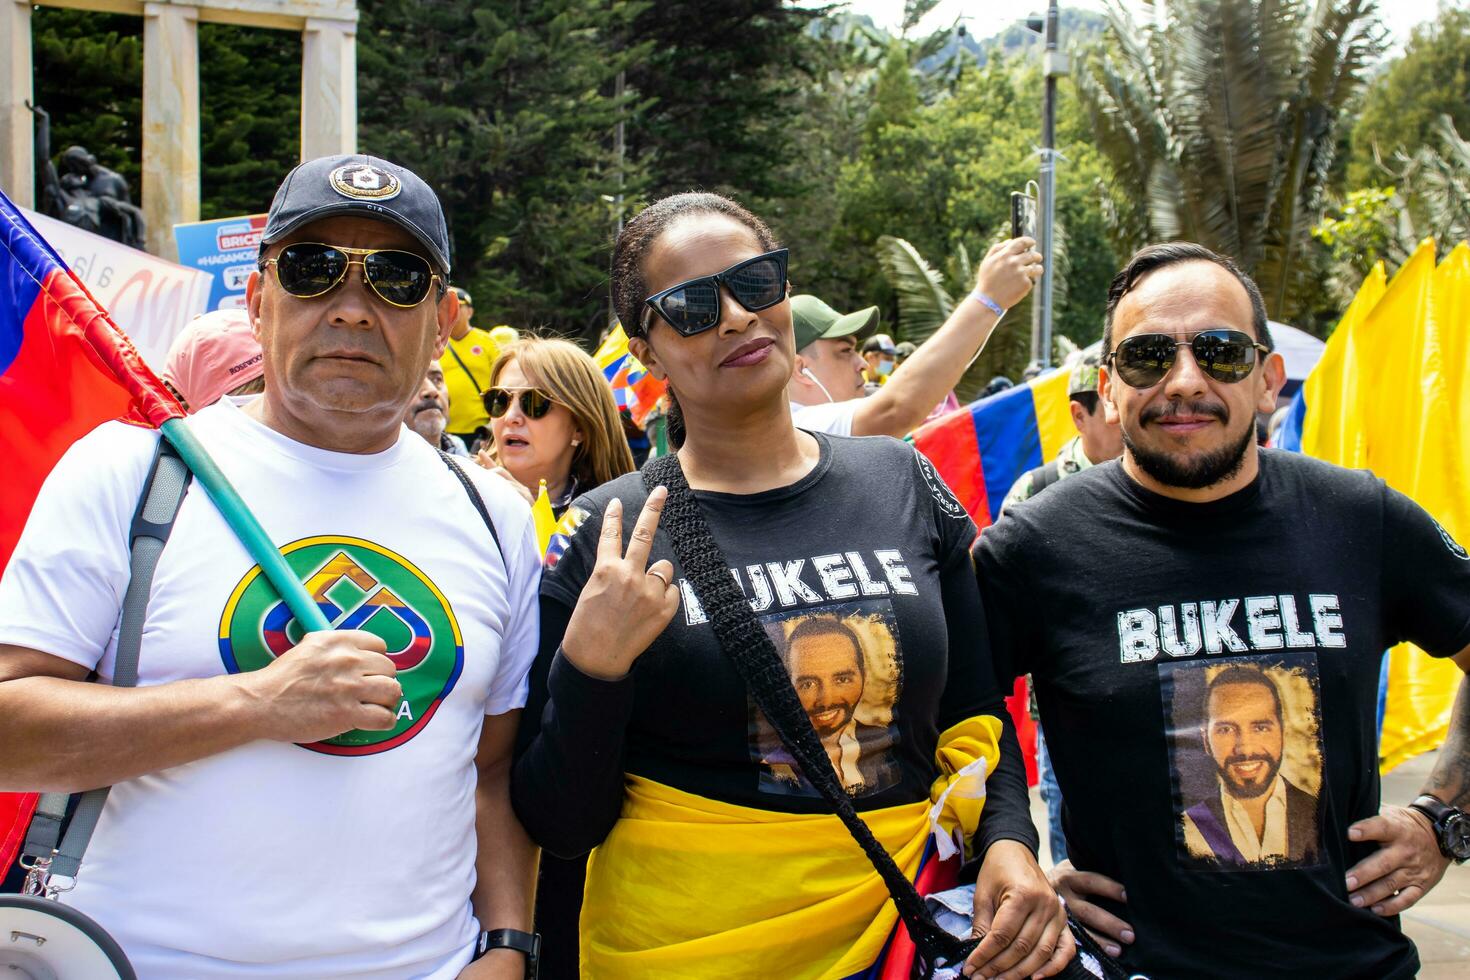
left=0, top=191, right=183, bottom=875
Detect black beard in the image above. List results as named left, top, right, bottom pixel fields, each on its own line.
left=1124, top=413, right=1255, bottom=490
left=1216, top=753, right=1282, bottom=800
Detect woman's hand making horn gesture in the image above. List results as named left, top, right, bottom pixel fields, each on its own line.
left=560, top=487, right=681, bottom=681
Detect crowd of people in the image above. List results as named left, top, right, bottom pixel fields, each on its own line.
left=1, top=152, right=1468, bottom=980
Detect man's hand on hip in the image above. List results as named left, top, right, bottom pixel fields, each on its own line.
left=1346, top=805, right=1451, bottom=916
left=237, top=629, right=400, bottom=743
left=1047, top=859, right=1133, bottom=959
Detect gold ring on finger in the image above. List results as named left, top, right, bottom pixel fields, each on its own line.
left=646, top=567, right=672, bottom=588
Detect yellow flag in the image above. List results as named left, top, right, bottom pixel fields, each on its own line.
left=532, top=479, right=557, bottom=557
left=1375, top=244, right=1470, bottom=770
left=1300, top=263, right=1387, bottom=466
left=1303, top=241, right=1470, bottom=770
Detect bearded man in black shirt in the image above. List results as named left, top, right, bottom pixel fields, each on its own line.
left=975, top=242, right=1470, bottom=979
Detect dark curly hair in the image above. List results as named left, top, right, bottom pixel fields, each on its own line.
left=611, top=193, right=780, bottom=448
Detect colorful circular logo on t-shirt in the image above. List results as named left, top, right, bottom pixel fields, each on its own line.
left=219, top=536, right=463, bottom=755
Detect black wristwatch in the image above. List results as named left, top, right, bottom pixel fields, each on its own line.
left=473, top=928, right=540, bottom=979
left=1408, top=794, right=1470, bottom=864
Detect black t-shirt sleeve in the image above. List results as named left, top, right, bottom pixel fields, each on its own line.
left=511, top=594, right=639, bottom=858
left=1381, top=485, right=1470, bottom=657
left=917, top=448, right=1040, bottom=857
left=971, top=512, right=1042, bottom=685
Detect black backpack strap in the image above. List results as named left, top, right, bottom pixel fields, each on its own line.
left=439, top=449, right=504, bottom=562
left=22, top=435, right=192, bottom=894
left=1028, top=458, right=1064, bottom=495
left=641, top=454, right=975, bottom=973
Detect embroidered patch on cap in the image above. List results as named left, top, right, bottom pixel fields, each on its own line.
left=328, top=163, right=402, bottom=201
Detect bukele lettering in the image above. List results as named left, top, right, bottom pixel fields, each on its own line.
left=681, top=550, right=917, bottom=625
left=1117, top=594, right=1345, bottom=663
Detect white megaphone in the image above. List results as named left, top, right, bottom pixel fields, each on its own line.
left=0, top=895, right=134, bottom=979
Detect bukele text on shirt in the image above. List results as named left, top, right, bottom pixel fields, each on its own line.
left=678, top=549, right=920, bottom=625
left=1117, top=594, right=1347, bottom=662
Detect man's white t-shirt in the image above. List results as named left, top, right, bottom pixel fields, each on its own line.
left=0, top=398, right=541, bottom=979
left=790, top=398, right=861, bottom=437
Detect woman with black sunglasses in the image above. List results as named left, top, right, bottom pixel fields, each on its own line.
left=476, top=337, right=635, bottom=518
left=512, top=193, right=1072, bottom=979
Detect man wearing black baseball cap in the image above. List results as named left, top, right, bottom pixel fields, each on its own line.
left=0, top=154, right=540, bottom=978
left=786, top=237, right=1044, bottom=438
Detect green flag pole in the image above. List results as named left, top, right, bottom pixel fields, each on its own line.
left=160, top=417, right=330, bottom=633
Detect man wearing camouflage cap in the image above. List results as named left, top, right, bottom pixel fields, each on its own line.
left=1000, top=350, right=1123, bottom=513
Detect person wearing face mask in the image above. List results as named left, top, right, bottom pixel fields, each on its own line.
left=477, top=336, right=634, bottom=518
left=512, top=192, right=1073, bottom=980
left=862, top=334, right=898, bottom=385
left=786, top=240, right=1041, bottom=439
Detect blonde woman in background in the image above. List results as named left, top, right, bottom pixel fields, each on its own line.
left=477, top=336, right=635, bottom=518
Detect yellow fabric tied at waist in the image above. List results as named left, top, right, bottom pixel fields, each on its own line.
left=580, top=715, right=1003, bottom=979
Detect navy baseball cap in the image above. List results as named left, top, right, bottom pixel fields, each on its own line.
left=260, top=154, right=452, bottom=274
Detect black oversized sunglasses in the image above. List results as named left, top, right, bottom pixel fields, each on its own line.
left=1107, top=329, right=1269, bottom=388
left=483, top=386, right=555, bottom=420
left=640, top=248, right=789, bottom=337
left=263, top=242, right=443, bottom=308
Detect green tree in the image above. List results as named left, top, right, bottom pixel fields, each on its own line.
left=31, top=9, right=142, bottom=197
left=624, top=0, right=819, bottom=203
left=358, top=0, right=648, bottom=339
left=1073, top=0, right=1385, bottom=327
left=198, top=24, right=301, bottom=219
left=821, top=48, right=1117, bottom=389
left=1348, top=6, right=1470, bottom=187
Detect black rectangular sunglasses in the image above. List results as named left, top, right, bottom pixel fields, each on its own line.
left=1107, top=329, right=1269, bottom=388
left=640, top=248, right=789, bottom=337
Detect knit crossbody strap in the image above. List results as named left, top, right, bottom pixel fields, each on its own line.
left=641, top=454, right=976, bottom=973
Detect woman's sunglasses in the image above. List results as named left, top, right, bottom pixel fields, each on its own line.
left=641, top=248, right=789, bottom=337
left=1107, top=329, right=1269, bottom=389
left=263, top=242, right=443, bottom=309
left=483, top=387, right=555, bottom=420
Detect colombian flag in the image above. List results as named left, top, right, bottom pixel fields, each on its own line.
left=1279, top=240, right=1470, bottom=771
left=0, top=190, right=183, bottom=875
left=593, top=324, right=667, bottom=427
left=911, top=368, right=1075, bottom=529
left=910, top=368, right=1076, bottom=783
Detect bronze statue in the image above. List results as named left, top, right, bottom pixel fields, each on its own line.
left=31, top=105, right=147, bottom=249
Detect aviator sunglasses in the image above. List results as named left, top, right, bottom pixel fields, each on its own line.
left=483, top=386, right=555, bottom=420
left=1107, top=329, right=1269, bottom=388
left=263, top=242, right=443, bottom=308
left=641, top=248, right=789, bottom=337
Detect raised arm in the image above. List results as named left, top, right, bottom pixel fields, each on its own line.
left=850, top=238, right=1042, bottom=438
left=511, top=491, right=680, bottom=857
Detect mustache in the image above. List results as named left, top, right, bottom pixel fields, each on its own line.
left=1140, top=399, right=1229, bottom=425
left=1223, top=753, right=1275, bottom=769
left=410, top=398, right=443, bottom=415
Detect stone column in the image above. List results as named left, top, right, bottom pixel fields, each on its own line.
left=1, top=0, right=34, bottom=208
left=142, top=1, right=200, bottom=259
left=300, top=17, right=357, bottom=161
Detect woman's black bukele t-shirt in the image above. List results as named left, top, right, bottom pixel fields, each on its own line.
left=513, top=432, right=1036, bottom=861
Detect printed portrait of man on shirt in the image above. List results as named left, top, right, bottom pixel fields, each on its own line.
left=752, top=602, right=903, bottom=798
left=1164, top=657, right=1325, bottom=870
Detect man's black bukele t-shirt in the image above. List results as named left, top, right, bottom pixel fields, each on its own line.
left=513, top=432, right=1036, bottom=861
left=976, top=450, right=1470, bottom=980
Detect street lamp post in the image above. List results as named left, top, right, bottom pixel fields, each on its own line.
left=1027, top=2, right=1066, bottom=369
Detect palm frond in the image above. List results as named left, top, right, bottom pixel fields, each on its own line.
left=876, top=235, right=954, bottom=343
